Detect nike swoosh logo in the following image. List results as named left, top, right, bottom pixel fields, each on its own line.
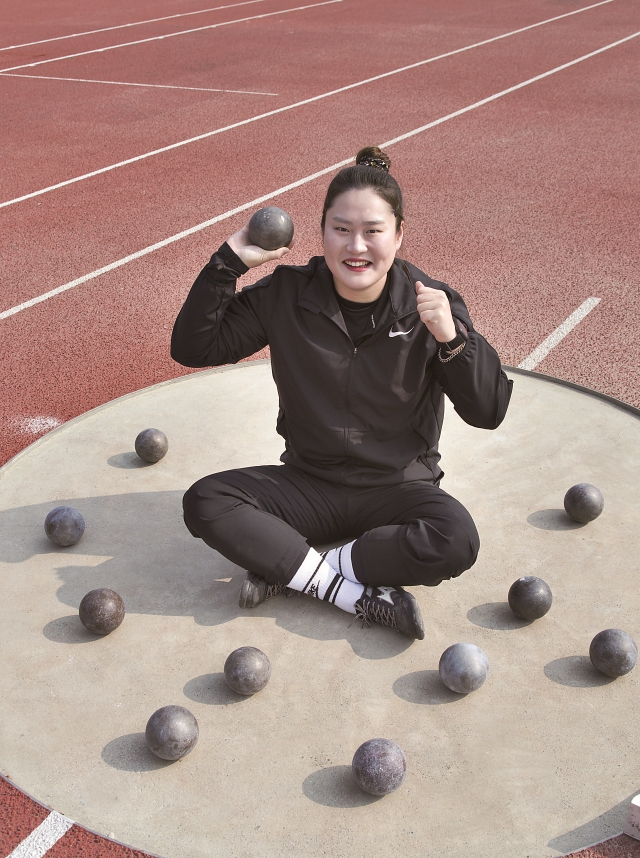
left=389, top=326, right=415, bottom=338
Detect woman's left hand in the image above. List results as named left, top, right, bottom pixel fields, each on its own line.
left=415, top=281, right=457, bottom=343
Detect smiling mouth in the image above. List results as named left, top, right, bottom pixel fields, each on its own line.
left=343, top=259, right=372, bottom=269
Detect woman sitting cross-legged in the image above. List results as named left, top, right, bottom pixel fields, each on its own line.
left=171, top=146, right=513, bottom=641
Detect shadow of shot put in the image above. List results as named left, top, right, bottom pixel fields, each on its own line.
left=547, top=789, right=640, bottom=854
left=106, top=452, right=154, bottom=470
left=0, top=493, right=412, bottom=658
left=42, top=615, right=104, bottom=644
left=466, top=602, right=533, bottom=630
left=543, top=656, right=616, bottom=688
left=302, top=765, right=383, bottom=808
left=527, top=509, right=587, bottom=531
left=182, top=673, right=246, bottom=706
left=101, top=732, right=172, bottom=772
left=392, top=669, right=466, bottom=705
left=0, top=490, right=189, bottom=566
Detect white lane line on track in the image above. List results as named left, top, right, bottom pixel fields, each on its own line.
left=375, top=30, right=640, bottom=146
left=6, top=811, right=74, bottom=858
left=1, top=72, right=278, bottom=96
left=1, top=31, right=636, bottom=323
left=0, top=0, right=342, bottom=74
left=0, top=0, right=615, bottom=211
left=0, top=0, right=268, bottom=51
left=518, top=298, right=601, bottom=370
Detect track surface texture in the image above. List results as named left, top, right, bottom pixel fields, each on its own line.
left=0, top=0, right=639, bottom=854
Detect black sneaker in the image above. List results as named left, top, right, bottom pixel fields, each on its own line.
left=354, top=586, right=425, bottom=640
left=238, top=571, right=294, bottom=609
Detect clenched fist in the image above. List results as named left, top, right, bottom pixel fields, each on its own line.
left=415, top=281, right=457, bottom=343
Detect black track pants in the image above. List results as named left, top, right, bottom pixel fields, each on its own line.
left=182, top=464, right=480, bottom=588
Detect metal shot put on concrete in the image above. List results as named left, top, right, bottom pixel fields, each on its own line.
left=223, top=646, right=271, bottom=696
left=44, top=505, right=85, bottom=546
left=589, top=629, right=638, bottom=678
left=438, top=642, right=489, bottom=694
left=508, top=575, right=553, bottom=621
left=134, top=427, right=168, bottom=464
left=563, top=482, right=604, bottom=523
left=173, top=146, right=513, bottom=641
left=145, top=705, right=199, bottom=761
left=351, top=738, right=407, bottom=796
left=78, top=588, right=125, bottom=635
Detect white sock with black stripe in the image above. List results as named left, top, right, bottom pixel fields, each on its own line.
left=321, top=540, right=359, bottom=583
left=288, top=548, right=363, bottom=615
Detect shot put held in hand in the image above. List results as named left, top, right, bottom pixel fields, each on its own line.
left=171, top=146, right=513, bottom=640
left=247, top=206, right=294, bottom=251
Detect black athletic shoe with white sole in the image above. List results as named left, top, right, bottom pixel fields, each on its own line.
left=238, top=571, right=294, bottom=609
left=354, top=586, right=425, bottom=640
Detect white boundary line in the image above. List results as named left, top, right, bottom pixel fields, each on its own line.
left=518, top=298, right=601, bottom=370
left=1, top=30, right=636, bottom=323
left=6, top=811, right=74, bottom=858
left=0, top=0, right=342, bottom=74
left=1, top=72, right=278, bottom=96
left=0, top=0, right=616, bottom=211
left=0, top=0, right=268, bottom=51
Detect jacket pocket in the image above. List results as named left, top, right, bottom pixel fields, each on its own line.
left=275, top=407, right=289, bottom=445
left=409, top=418, right=443, bottom=483
left=278, top=411, right=346, bottom=466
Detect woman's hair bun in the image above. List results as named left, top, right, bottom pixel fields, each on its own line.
left=355, top=146, right=391, bottom=173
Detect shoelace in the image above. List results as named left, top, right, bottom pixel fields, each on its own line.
left=352, top=596, right=399, bottom=632
left=271, top=583, right=298, bottom=599
left=265, top=581, right=288, bottom=599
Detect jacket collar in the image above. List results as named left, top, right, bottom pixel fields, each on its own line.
left=388, top=258, right=420, bottom=318
left=297, top=257, right=418, bottom=327
left=296, top=258, right=344, bottom=330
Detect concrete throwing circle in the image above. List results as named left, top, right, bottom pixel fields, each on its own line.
left=0, top=362, right=638, bottom=858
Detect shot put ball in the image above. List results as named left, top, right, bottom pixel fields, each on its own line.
left=439, top=642, right=489, bottom=694
left=44, top=506, right=85, bottom=547
left=352, top=738, right=407, bottom=796
left=508, top=576, right=553, bottom=620
left=134, top=428, right=168, bottom=464
left=564, top=483, right=604, bottom=523
left=224, top=646, right=271, bottom=696
left=589, top=629, right=638, bottom=678
left=145, top=705, right=199, bottom=761
left=79, top=588, right=125, bottom=635
left=247, top=207, right=294, bottom=251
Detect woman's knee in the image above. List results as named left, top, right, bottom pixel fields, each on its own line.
left=408, top=512, right=480, bottom=586
left=182, top=475, right=250, bottom=540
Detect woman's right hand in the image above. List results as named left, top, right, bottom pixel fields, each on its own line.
left=227, top=224, right=293, bottom=269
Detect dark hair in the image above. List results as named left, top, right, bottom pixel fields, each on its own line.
left=321, top=146, right=404, bottom=233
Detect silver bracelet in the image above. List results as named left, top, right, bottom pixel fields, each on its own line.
left=438, top=341, right=466, bottom=363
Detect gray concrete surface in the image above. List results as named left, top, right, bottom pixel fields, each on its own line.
left=0, top=361, right=638, bottom=858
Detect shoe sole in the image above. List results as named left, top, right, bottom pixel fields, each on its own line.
left=399, top=590, right=425, bottom=640
left=238, top=574, right=263, bottom=609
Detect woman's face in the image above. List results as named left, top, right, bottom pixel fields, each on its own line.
left=323, top=188, right=404, bottom=303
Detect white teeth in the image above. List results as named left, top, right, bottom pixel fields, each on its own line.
left=345, top=261, right=370, bottom=267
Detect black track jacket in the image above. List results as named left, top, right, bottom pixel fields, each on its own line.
left=171, top=243, right=513, bottom=487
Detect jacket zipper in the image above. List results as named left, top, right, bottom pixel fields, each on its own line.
left=344, top=345, right=358, bottom=455
left=339, top=296, right=418, bottom=456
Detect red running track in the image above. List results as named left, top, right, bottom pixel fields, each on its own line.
left=1, top=0, right=639, bottom=855
left=0, top=777, right=158, bottom=857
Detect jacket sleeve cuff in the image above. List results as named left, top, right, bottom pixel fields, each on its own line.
left=208, top=242, right=250, bottom=278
